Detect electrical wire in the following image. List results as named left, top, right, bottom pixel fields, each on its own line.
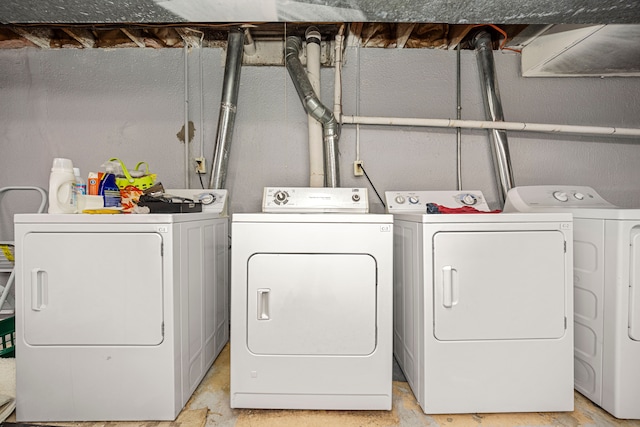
left=359, top=164, right=385, bottom=209
left=197, top=165, right=205, bottom=189
left=469, top=24, right=522, bottom=53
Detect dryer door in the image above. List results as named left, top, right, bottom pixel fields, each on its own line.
left=433, top=230, right=566, bottom=341
left=246, top=253, right=377, bottom=355
left=22, top=232, right=164, bottom=346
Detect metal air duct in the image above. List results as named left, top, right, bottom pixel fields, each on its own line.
left=472, top=30, right=515, bottom=207
left=209, top=28, right=244, bottom=190
left=285, top=35, right=341, bottom=188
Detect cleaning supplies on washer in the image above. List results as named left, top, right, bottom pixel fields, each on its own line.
left=87, top=172, right=103, bottom=195
left=99, top=162, right=121, bottom=208
left=72, top=167, right=86, bottom=213
left=47, top=158, right=76, bottom=214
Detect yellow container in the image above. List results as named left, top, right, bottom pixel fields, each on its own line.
left=109, top=158, right=157, bottom=191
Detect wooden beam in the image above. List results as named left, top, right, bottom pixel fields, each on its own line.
left=121, top=28, right=145, bottom=48
left=11, top=27, right=52, bottom=49
left=396, top=23, right=417, bottom=49
left=61, top=28, right=95, bottom=49
left=175, top=28, right=203, bottom=48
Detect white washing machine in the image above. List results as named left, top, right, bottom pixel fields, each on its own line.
left=14, top=189, right=229, bottom=422
left=386, top=190, right=574, bottom=414
left=505, top=185, right=640, bottom=419
left=230, top=187, right=393, bottom=410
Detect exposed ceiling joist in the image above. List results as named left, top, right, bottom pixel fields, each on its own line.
left=61, top=27, right=95, bottom=48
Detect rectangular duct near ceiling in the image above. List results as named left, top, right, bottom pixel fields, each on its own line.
left=521, top=24, right=640, bottom=77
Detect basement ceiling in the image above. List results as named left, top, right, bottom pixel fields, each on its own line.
left=1, top=0, right=640, bottom=25
left=1, top=0, right=639, bottom=51
left=0, top=22, right=530, bottom=50
left=0, top=0, right=639, bottom=75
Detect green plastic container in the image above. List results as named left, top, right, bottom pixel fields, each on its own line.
left=0, top=316, right=15, bottom=358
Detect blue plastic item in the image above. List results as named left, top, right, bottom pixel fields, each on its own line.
left=99, top=166, right=121, bottom=208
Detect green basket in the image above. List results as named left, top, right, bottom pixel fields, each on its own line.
left=0, top=316, right=15, bottom=358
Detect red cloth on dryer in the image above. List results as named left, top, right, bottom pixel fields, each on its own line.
left=426, top=203, right=502, bottom=214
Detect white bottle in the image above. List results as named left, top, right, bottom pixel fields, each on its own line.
left=48, top=158, right=76, bottom=214
left=72, top=167, right=87, bottom=213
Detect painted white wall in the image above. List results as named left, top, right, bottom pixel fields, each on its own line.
left=1, top=45, right=640, bottom=239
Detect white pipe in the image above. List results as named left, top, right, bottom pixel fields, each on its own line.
left=306, top=27, right=324, bottom=188
left=333, top=27, right=344, bottom=122
left=199, top=41, right=205, bottom=159
left=341, top=115, right=640, bottom=137
left=456, top=43, right=462, bottom=191
left=184, top=43, right=190, bottom=188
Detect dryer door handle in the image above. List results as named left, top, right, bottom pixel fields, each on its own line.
left=31, top=268, right=48, bottom=311
left=257, top=288, right=270, bottom=320
left=442, top=266, right=456, bottom=308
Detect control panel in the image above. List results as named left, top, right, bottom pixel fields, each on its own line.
left=385, top=190, right=490, bottom=213
left=164, top=189, right=229, bottom=216
left=262, top=187, right=369, bottom=213
left=503, top=185, right=616, bottom=211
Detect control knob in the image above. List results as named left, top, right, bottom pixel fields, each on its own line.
left=553, top=191, right=569, bottom=202
left=273, top=190, right=289, bottom=205
left=461, top=194, right=478, bottom=205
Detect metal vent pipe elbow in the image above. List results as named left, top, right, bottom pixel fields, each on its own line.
left=285, top=36, right=341, bottom=187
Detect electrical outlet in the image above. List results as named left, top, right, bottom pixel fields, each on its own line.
left=354, top=160, right=364, bottom=176
left=195, top=157, right=206, bottom=174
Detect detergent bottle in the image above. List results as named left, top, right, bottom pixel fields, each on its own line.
left=47, top=158, right=76, bottom=213
left=99, top=161, right=121, bottom=208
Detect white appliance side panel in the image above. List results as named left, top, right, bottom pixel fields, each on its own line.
left=433, top=230, right=567, bottom=341
left=573, top=218, right=605, bottom=404
left=393, top=220, right=420, bottom=402
left=205, top=219, right=229, bottom=365
left=629, top=228, right=640, bottom=341
left=182, top=222, right=206, bottom=399
left=247, top=253, right=377, bottom=356
left=22, top=232, right=164, bottom=346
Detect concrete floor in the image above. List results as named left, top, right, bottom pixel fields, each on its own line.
left=5, top=343, right=640, bottom=427
left=184, top=344, right=640, bottom=427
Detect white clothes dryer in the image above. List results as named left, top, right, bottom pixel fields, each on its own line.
left=14, top=190, right=229, bottom=422
left=386, top=190, right=574, bottom=414
left=230, top=187, right=393, bottom=410
left=505, top=185, right=640, bottom=419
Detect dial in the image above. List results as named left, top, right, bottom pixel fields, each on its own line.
left=352, top=194, right=361, bottom=202
left=573, top=192, right=584, bottom=200
left=394, top=195, right=406, bottom=204
left=553, top=191, right=569, bottom=202
left=461, top=194, right=478, bottom=205
left=273, top=190, right=289, bottom=205
left=408, top=196, right=420, bottom=204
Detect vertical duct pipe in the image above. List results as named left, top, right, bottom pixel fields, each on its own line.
left=209, top=28, right=244, bottom=190
left=472, top=31, right=514, bottom=206
left=285, top=36, right=341, bottom=188
left=305, top=27, right=325, bottom=188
